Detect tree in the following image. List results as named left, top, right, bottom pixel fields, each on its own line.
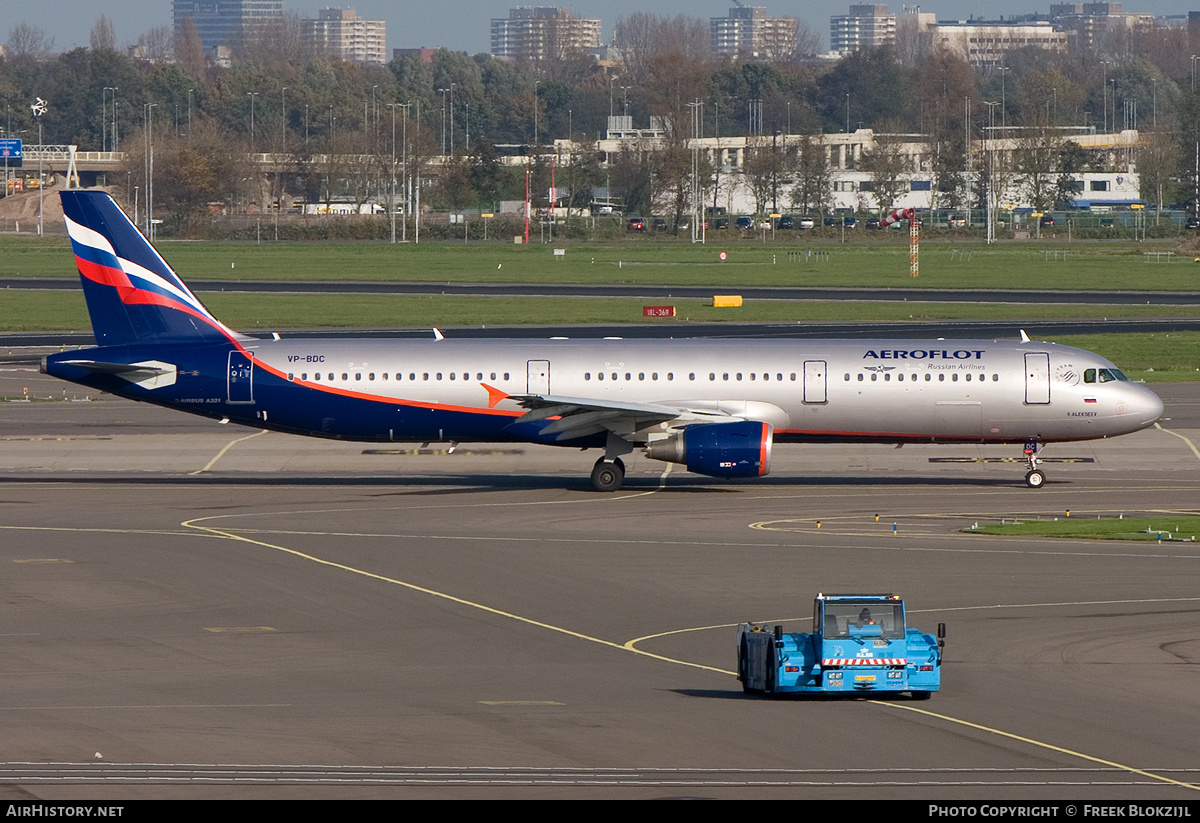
left=1053, top=141, right=1092, bottom=208
left=790, top=133, right=833, bottom=217
left=742, top=134, right=789, bottom=215
left=610, top=142, right=652, bottom=215
left=1012, top=115, right=1063, bottom=215
left=861, top=124, right=910, bottom=214
left=814, top=48, right=914, bottom=134
left=135, top=26, right=174, bottom=63
left=914, top=48, right=976, bottom=211
left=1137, top=124, right=1181, bottom=221
left=90, top=17, right=116, bottom=52
left=176, top=17, right=206, bottom=81
left=6, top=22, right=54, bottom=65
left=614, top=14, right=710, bottom=85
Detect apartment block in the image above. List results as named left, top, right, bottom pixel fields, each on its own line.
left=303, top=8, right=387, bottom=65
left=172, top=0, right=283, bottom=52
left=710, top=6, right=799, bottom=60
left=830, top=4, right=896, bottom=55
left=490, top=7, right=602, bottom=63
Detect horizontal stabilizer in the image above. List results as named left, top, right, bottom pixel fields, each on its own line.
left=52, top=359, right=177, bottom=389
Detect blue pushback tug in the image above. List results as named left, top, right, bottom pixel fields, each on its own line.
left=737, top=594, right=945, bottom=698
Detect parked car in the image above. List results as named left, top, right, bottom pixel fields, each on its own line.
left=1040, top=215, right=1055, bottom=227
left=714, top=217, right=729, bottom=230
left=1185, top=216, right=1199, bottom=230
left=947, top=216, right=967, bottom=228
left=627, top=216, right=646, bottom=232
left=865, top=218, right=881, bottom=230
left=736, top=216, right=754, bottom=230
left=652, top=217, right=668, bottom=231
left=798, top=217, right=815, bottom=229
left=823, top=216, right=838, bottom=227
left=777, top=215, right=794, bottom=230
left=842, top=216, right=858, bottom=229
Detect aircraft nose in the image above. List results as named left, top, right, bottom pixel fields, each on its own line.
left=1137, top=385, right=1165, bottom=426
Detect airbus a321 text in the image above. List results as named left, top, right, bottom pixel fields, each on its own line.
left=43, top=191, right=1164, bottom=491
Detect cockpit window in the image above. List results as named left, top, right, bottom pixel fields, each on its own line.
left=1084, top=368, right=1129, bottom=384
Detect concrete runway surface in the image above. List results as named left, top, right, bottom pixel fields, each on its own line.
left=1, top=365, right=1198, bottom=799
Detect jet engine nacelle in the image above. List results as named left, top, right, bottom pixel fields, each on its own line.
left=645, top=420, right=773, bottom=478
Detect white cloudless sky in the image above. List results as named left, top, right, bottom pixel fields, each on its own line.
left=7, top=1, right=1197, bottom=56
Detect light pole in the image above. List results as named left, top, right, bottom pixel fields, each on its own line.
left=103, top=87, right=117, bottom=151
left=1100, top=61, right=1109, bottom=133
left=437, top=88, right=448, bottom=155
left=187, top=88, right=193, bottom=140
left=687, top=100, right=702, bottom=242
left=276, top=87, right=287, bottom=240
left=997, top=65, right=1009, bottom=130
left=31, top=97, right=47, bottom=236
left=247, top=91, right=259, bottom=153
left=143, top=102, right=156, bottom=239
left=533, top=80, right=540, bottom=147
left=109, top=88, right=118, bottom=152
left=387, top=102, right=407, bottom=243
left=983, top=100, right=1000, bottom=245
left=449, top=82, right=455, bottom=154
left=400, top=103, right=411, bottom=241
left=1193, top=56, right=1199, bottom=216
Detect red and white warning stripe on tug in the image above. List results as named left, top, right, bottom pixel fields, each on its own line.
left=822, top=658, right=907, bottom=666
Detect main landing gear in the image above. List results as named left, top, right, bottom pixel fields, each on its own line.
left=591, top=457, right=626, bottom=492
left=1023, top=439, right=1045, bottom=489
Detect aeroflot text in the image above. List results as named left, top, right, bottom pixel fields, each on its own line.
left=864, top=350, right=986, bottom=360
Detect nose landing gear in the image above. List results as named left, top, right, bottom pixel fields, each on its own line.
left=1023, top=439, right=1045, bottom=488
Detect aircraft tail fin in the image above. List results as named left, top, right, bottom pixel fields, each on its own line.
left=60, top=190, right=238, bottom=347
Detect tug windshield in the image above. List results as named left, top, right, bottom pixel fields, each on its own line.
left=822, top=601, right=906, bottom=640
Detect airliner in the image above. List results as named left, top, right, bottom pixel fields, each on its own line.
left=42, top=191, right=1164, bottom=491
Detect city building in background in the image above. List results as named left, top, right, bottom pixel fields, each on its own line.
left=830, top=4, right=896, bottom=55
left=1049, top=3, right=1156, bottom=50
left=303, top=7, right=387, bottom=65
left=710, top=6, right=799, bottom=61
left=490, top=7, right=601, bottom=63
left=172, top=0, right=283, bottom=52
left=932, top=20, right=1067, bottom=65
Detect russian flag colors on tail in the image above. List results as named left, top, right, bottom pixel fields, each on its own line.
left=60, top=191, right=238, bottom=346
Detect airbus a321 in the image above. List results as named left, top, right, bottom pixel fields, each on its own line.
left=42, top=191, right=1164, bottom=491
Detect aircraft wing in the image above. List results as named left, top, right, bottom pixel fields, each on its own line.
left=507, top=393, right=733, bottom=442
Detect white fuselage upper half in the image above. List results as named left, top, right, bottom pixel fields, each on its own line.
left=245, top=336, right=1164, bottom=445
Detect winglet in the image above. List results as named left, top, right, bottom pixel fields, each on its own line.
left=1019, top=329, right=1030, bottom=343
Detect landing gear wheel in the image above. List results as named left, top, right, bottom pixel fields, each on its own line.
left=591, top=458, right=625, bottom=492
left=1025, top=469, right=1046, bottom=489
